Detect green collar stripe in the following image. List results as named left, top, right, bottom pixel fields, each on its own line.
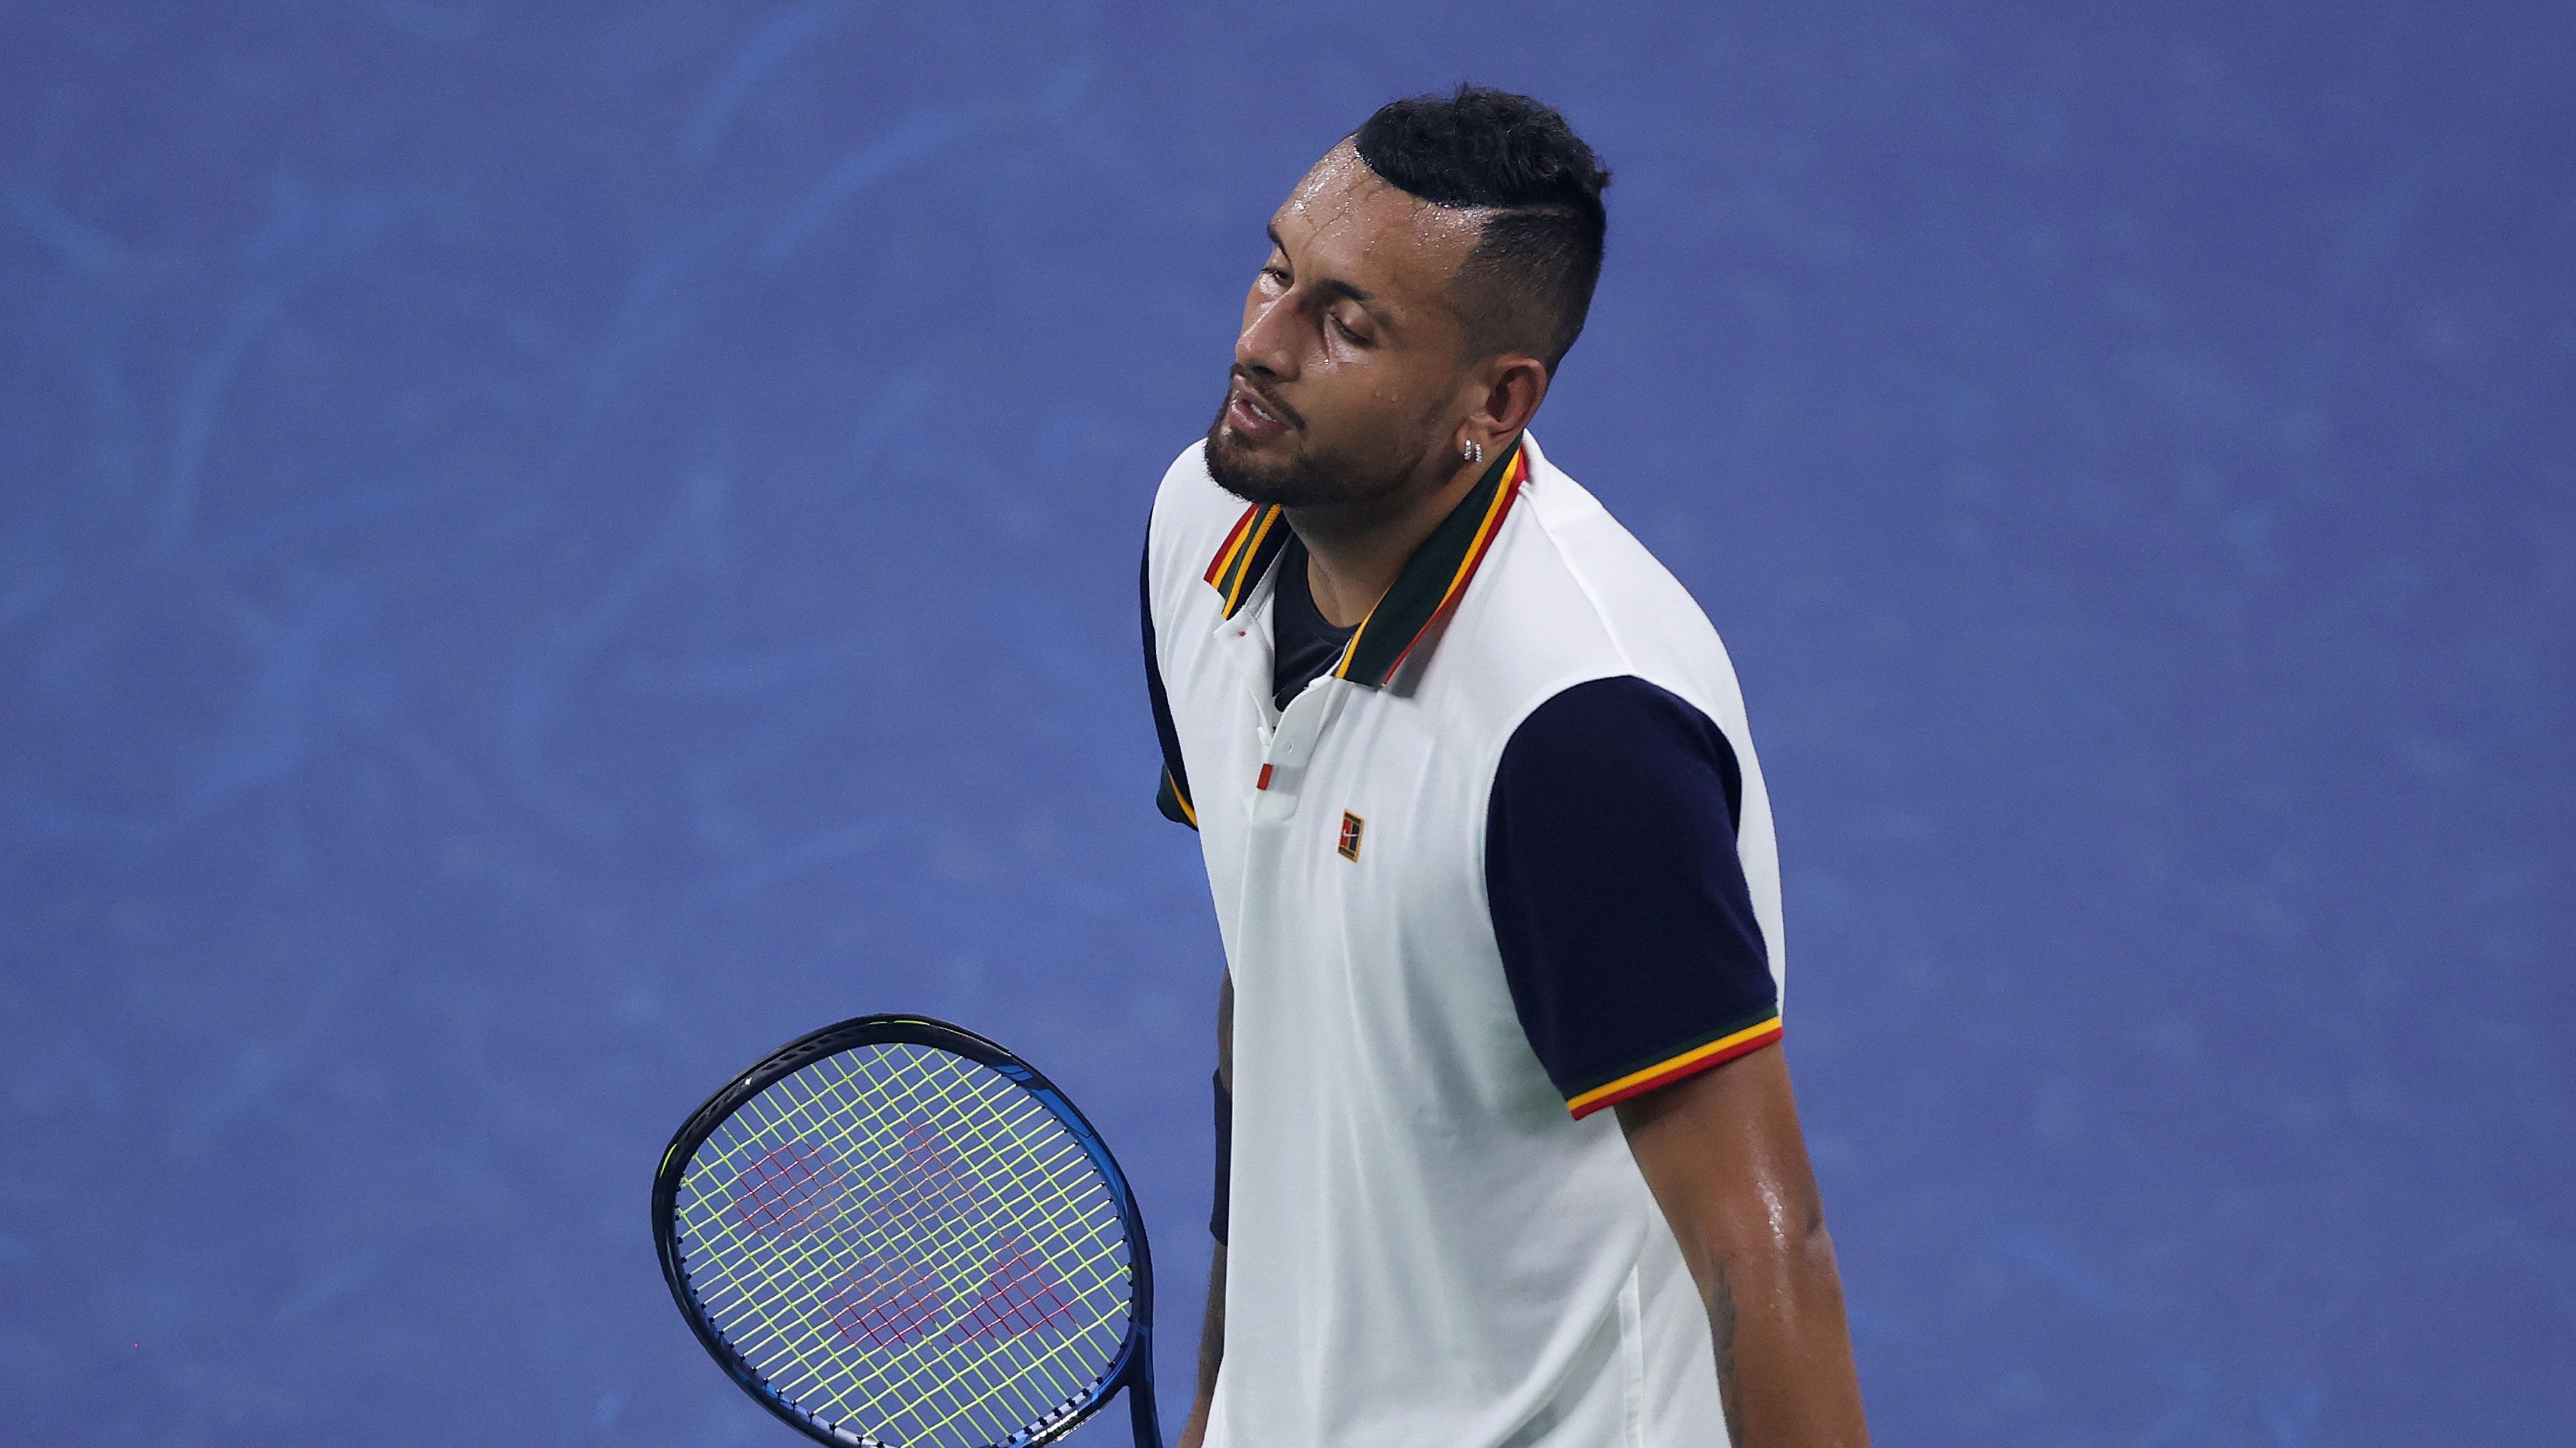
left=1333, top=438, right=1527, bottom=688
left=1207, top=503, right=1289, bottom=620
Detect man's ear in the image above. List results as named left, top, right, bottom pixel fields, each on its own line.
left=1468, top=353, right=1551, bottom=445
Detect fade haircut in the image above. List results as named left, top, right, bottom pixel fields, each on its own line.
left=1351, top=84, right=1611, bottom=372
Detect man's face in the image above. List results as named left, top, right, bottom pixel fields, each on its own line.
left=1205, top=142, right=1487, bottom=510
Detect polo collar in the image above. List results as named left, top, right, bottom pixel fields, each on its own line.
left=1202, top=435, right=1528, bottom=689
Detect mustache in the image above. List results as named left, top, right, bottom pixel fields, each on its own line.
left=1228, top=370, right=1304, bottom=431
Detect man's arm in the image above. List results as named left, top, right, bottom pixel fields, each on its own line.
left=1175, top=1245, right=1225, bottom=1448
left=1175, top=972, right=1233, bottom=1448
left=1617, top=1044, right=1868, bottom=1447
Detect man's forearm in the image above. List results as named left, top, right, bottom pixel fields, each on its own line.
left=1176, top=1243, right=1226, bottom=1448
left=1695, top=1213, right=1866, bottom=1445
left=1619, top=1048, right=1869, bottom=1446
left=1178, top=974, right=1234, bottom=1448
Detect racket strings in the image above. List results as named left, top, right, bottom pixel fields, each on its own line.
left=689, top=1057, right=1123, bottom=1434
left=824, top=1055, right=1130, bottom=1440
left=688, top=1069, right=1095, bottom=1320
left=702, top=1067, right=1125, bottom=1437
left=822, top=1058, right=1130, bottom=1444
left=688, top=1067, right=1123, bottom=1435
left=670, top=1042, right=1133, bottom=1448
left=683, top=1052, right=1125, bottom=1443
left=691, top=1054, right=1126, bottom=1362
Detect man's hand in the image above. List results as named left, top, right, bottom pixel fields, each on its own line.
left=1617, top=1044, right=1869, bottom=1447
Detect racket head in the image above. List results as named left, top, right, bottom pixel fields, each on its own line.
left=653, top=1015, right=1155, bottom=1448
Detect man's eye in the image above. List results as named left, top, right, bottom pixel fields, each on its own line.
left=1261, top=265, right=1290, bottom=286
left=1332, top=315, right=1369, bottom=346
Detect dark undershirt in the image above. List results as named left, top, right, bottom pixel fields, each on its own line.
left=1270, top=530, right=1358, bottom=713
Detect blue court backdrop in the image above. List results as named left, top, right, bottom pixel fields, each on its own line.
left=2, top=3, right=2570, bottom=1444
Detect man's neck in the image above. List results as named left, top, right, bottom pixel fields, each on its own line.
left=1287, top=448, right=1496, bottom=630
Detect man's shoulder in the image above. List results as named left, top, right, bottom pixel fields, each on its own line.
left=1149, top=436, right=1230, bottom=525
left=1145, top=437, right=1249, bottom=579
left=1440, top=434, right=1751, bottom=744
left=1508, top=434, right=1708, bottom=635
left=1502, top=438, right=1725, bottom=638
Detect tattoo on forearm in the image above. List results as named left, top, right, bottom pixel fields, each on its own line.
left=1710, top=1263, right=1742, bottom=1442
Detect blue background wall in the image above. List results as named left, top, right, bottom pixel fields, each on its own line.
left=4, top=3, right=2570, bottom=1444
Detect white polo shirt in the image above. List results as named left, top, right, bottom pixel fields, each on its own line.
left=1142, top=431, right=1787, bottom=1448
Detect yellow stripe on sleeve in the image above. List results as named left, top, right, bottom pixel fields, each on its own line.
left=1564, top=1015, right=1783, bottom=1119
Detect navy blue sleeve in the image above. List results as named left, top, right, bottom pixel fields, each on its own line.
left=1141, top=535, right=1196, bottom=829
left=1485, top=675, right=1780, bottom=1118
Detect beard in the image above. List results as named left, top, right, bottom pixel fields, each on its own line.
left=1203, top=385, right=1443, bottom=511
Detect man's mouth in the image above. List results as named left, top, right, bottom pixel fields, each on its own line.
left=1225, top=380, right=1296, bottom=443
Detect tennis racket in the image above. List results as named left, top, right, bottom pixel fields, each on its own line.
left=653, top=1014, right=1162, bottom=1448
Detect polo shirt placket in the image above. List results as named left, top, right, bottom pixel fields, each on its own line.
left=1210, top=589, right=1353, bottom=828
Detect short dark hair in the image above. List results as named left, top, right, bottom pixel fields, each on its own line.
left=1351, top=84, right=1611, bottom=371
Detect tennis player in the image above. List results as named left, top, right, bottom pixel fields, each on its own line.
left=1141, top=87, right=1869, bottom=1447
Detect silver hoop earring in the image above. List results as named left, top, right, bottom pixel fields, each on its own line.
left=1463, top=439, right=1483, bottom=465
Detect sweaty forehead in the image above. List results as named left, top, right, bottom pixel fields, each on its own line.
left=1274, top=141, right=1486, bottom=313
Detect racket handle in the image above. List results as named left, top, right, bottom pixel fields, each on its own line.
left=1128, top=1375, right=1165, bottom=1448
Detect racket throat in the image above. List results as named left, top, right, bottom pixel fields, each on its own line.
left=1127, top=1370, right=1165, bottom=1448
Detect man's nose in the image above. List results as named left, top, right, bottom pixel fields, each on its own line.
left=1235, top=293, right=1299, bottom=380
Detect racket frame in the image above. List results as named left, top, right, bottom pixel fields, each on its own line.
left=653, top=1013, right=1162, bottom=1448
